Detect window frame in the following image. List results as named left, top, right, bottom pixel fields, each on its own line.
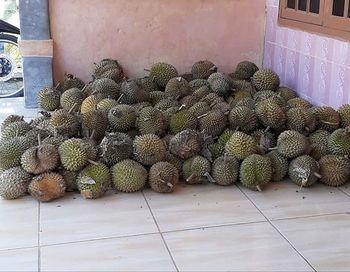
left=278, top=0, right=350, bottom=41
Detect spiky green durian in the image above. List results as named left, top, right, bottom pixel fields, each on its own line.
left=0, top=167, right=32, bottom=200
left=288, top=155, right=320, bottom=187
left=112, top=159, right=147, bottom=192
left=81, top=95, right=102, bottom=114
left=149, top=62, right=178, bottom=88
left=206, top=154, right=239, bottom=186
left=77, top=162, right=111, bottom=199
left=1, top=114, right=24, bottom=131
left=1, top=121, right=31, bottom=141
left=227, top=90, right=252, bottom=108
left=327, top=127, right=350, bottom=156
left=225, top=131, right=258, bottom=160
left=319, top=155, right=350, bottom=187
left=108, top=104, right=136, bottom=132
left=207, top=72, right=232, bottom=98
left=169, top=129, right=203, bottom=160
left=60, top=74, right=85, bottom=92
left=275, top=130, right=309, bottom=158
left=136, top=107, right=167, bottom=136
left=338, top=104, right=350, bottom=128
left=229, top=106, right=258, bottom=134
left=235, top=97, right=255, bottom=109
left=286, top=107, right=316, bottom=135
left=251, top=129, right=276, bottom=154
left=133, top=134, right=166, bottom=166
left=165, top=152, right=183, bottom=173
left=309, top=130, right=330, bottom=160
left=96, top=98, right=119, bottom=113
left=119, top=80, right=150, bottom=104
left=149, top=91, right=169, bottom=105
left=139, top=76, right=160, bottom=93
left=188, top=102, right=211, bottom=118
left=60, top=170, right=78, bottom=192
left=231, top=61, right=258, bottom=80
left=189, top=79, right=210, bottom=91
left=251, top=69, right=280, bottom=91
left=169, top=110, right=197, bottom=134
left=277, top=86, right=297, bottom=101
left=81, top=109, right=108, bottom=141
left=255, top=99, right=286, bottom=129
left=311, top=106, right=340, bottom=132
left=240, top=154, right=272, bottom=191
left=58, top=138, right=89, bottom=171
left=198, top=110, right=227, bottom=137
left=200, top=92, right=224, bottom=106
left=100, top=132, right=133, bottom=166
left=60, top=87, right=84, bottom=112
left=287, top=97, right=312, bottom=109
left=149, top=162, right=179, bottom=193
left=154, top=97, right=180, bottom=111
left=182, top=155, right=211, bottom=184
left=192, top=85, right=211, bottom=99
left=218, top=129, right=235, bottom=146
left=206, top=142, right=225, bottom=161
left=92, top=59, right=124, bottom=82
left=191, top=60, right=217, bottom=79
left=49, top=109, right=80, bottom=137
left=28, top=172, right=66, bottom=202
left=37, top=86, right=60, bottom=111
left=42, top=135, right=66, bottom=149
left=164, top=77, right=191, bottom=99
left=0, top=137, right=32, bottom=170
left=265, top=150, right=288, bottom=182
left=179, top=95, right=199, bottom=109
left=91, top=78, right=120, bottom=99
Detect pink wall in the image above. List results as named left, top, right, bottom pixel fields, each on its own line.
left=264, top=0, right=350, bottom=108
left=49, top=0, right=266, bottom=83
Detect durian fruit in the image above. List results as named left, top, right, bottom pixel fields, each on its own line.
left=91, top=78, right=120, bottom=99
left=133, top=134, right=166, bottom=166
left=58, top=138, right=89, bottom=171
left=207, top=72, right=232, bottom=98
left=132, top=101, right=152, bottom=112
left=309, top=130, right=330, bottom=160
left=155, top=97, right=180, bottom=111
left=275, top=130, right=309, bottom=159
left=179, top=95, right=199, bottom=109
left=251, top=129, right=276, bottom=154
left=60, top=74, right=85, bottom=92
left=77, top=162, right=111, bottom=199
left=96, top=98, right=119, bottom=113
left=108, top=105, right=136, bottom=132
left=236, top=97, right=255, bottom=109
left=206, top=154, right=239, bottom=186
left=277, top=86, right=297, bottom=101
left=29, top=111, right=50, bottom=128
left=327, top=127, right=350, bottom=156
left=231, top=61, right=258, bottom=80
left=81, top=95, right=102, bottom=114
left=287, top=97, right=312, bottom=109
left=119, top=80, right=150, bottom=104
left=227, top=89, right=252, bottom=108
left=288, top=155, right=320, bottom=187
left=253, top=90, right=279, bottom=104
left=49, top=109, right=80, bottom=137
left=0, top=167, right=32, bottom=200
left=100, top=132, right=133, bottom=166
left=231, top=79, right=256, bottom=96
left=60, top=88, right=84, bottom=112
left=0, top=137, right=32, bottom=170
left=188, top=101, right=211, bottom=118
left=21, top=141, right=59, bottom=174
left=319, top=155, right=350, bottom=187
left=286, top=107, right=316, bottom=135
left=200, top=92, right=224, bottom=105
left=251, top=69, right=280, bottom=91
left=28, top=172, right=66, bottom=202
left=136, top=107, right=167, bottom=136
left=139, top=76, right=160, bottom=93
left=1, top=114, right=24, bottom=131
left=112, top=159, right=147, bottom=192
left=211, top=101, right=231, bottom=115
left=192, top=86, right=211, bottom=99
left=149, top=62, right=178, bottom=88
left=181, top=72, right=193, bottom=82
left=81, top=109, right=108, bottom=141
left=165, top=152, right=183, bottom=173
left=189, top=79, right=210, bottom=91
left=80, top=138, right=98, bottom=161
left=149, top=91, right=169, bottom=105
left=198, top=110, right=227, bottom=137
left=225, top=131, right=258, bottom=160
left=169, top=110, right=197, bottom=134
left=191, top=60, right=217, bottom=79
left=37, top=86, right=60, bottom=111
left=218, top=129, right=235, bottom=146
left=165, top=77, right=191, bottom=99
left=265, top=150, right=288, bottom=182
left=311, top=106, right=340, bottom=132
left=182, top=155, right=211, bottom=184
left=240, top=154, right=272, bottom=191
left=169, top=129, right=203, bottom=160
left=92, top=59, right=124, bottom=82
left=229, top=106, right=258, bottom=134
left=81, top=82, right=94, bottom=97
left=60, top=170, right=78, bottom=192
left=1, top=121, right=32, bottom=141
left=42, top=134, right=66, bottom=149
left=148, top=161, right=179, bottom=193
left=338, top=104, right=350, bottom=128
left=255, top=99, right=286, bottom=129
left=206, top=142, right=225, bottom=161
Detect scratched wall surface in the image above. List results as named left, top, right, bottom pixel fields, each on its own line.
left=49, top=0, right=266, bottom=83
left=265, top=0, right=350, bottom=108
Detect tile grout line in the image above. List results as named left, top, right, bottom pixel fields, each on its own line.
left=338, top=187, right=350, bottom=198
left=141, top=191, right=179, bottom=272
left=236, top=185, right=317, bottom=272
left=38, top=201, right=41, bottom=272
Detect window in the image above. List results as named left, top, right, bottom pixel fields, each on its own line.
left=279, top=0, right=350, bottom=40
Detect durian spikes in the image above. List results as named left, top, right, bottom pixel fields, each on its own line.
left=313, top=172, right=322, bottom=179
left=345, top=127, right=350, bottom=134
left=203, top=172, right=216, bottom=184
left=157, top=173, right=174, bottom=188
left=68, top=103, right=78, bottom=114
left=224, top=153, right=228, bottom=164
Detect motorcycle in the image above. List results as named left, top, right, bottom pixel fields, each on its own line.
left=0, top=19, right=23, bottom=98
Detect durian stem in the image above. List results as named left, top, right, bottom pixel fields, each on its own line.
left=81, top=84, right=88, bottom=93
left=90, top=130, right=95, bottom=139
left=159, top=179, right=174, bottom=188
left=204, top=172, right=216, bottom=184
left=54, top=82, right=61, bottom=91
left=320, top=120, right=339, bottom=126
left=178, top=104, right=186, bottom=111
left=37, top=134, right=41, bottom=146
left=186, top=173, right=196, bottom=183
left=235, top=126, right=240, bottom=132
left=305, top=126, right=310, bottom=132
left=264, top=126, right=270, bottom=133
left=209, top=65, right=217, bottom=71
left=197, top=113, right=209, bottom=119
left=88, top=160, right=99, bottom=165
left=256, top=185, right=262, bottom=192
left=313, top=172, right=322, bottom=179
left=268, top=147, right=278, bottom=151
left=144, top=68, right=150, bottom=72
left=116, top=94, right=124, bottom=103
left=68, top=103, right=78, bottom=114
left=176, top=77, right=182, bottom=82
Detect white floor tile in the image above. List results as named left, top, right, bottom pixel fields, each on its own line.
left=164, top=222, right=312, bottom=271
left=41, top=234, right=176, bottom=271
left=0, top=247, right=38, bottom=272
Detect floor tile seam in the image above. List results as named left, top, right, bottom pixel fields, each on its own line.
left=141, top=191, right=179, bottom=272
left=270, top=212, right=348, bottom=222
left=0, top=245, right=38, bottom=252
left=236, top=186, right=317, bottom=272
left=38, top=201, right=41, bottom=272
left=338, top=187, right=350, bottom=197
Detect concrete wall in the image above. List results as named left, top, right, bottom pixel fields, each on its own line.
left=49, top=0, right=266, bottom=83
left=264, top=0, right=350, bottom=109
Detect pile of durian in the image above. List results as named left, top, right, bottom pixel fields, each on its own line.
left=1, top=59, right=350, bottom=202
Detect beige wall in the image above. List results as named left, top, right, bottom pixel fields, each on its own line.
left=49, top=0, right=266, bottom=83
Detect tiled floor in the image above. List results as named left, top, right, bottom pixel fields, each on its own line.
left=1, top=98, right=350, bottom=271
